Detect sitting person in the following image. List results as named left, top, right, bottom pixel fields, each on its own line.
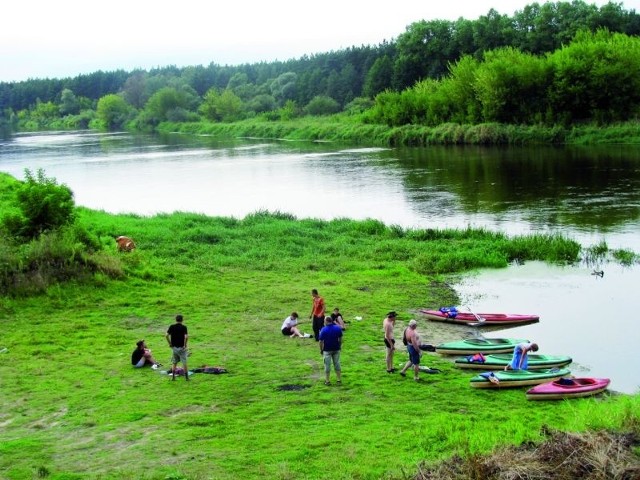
left=281, top=312, right=312, bottom=338
left=330, top=307, right=346, bottom=330
left=131, top=340, right=161, bottom=368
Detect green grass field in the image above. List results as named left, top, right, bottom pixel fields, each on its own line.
left=0, top=191, right=638, bottom=479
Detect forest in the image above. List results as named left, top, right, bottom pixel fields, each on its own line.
left=1, top=1, right=640, bottom=133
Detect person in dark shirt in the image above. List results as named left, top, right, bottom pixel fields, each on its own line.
left=166, top=314, right=189, bottom=381
left=319, top=316, right=343, bottom=385
left=131, top=340, right=160, bottom=368
left=330, top=307, right=346, bottom=330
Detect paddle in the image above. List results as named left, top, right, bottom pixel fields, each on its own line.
left=464, top=305, right=486, bottom=323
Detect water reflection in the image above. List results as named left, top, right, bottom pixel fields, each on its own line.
left=396, top=145, right=640, bottom=233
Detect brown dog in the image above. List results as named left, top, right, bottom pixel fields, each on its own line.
left=115, top=236, right=136, bottom=252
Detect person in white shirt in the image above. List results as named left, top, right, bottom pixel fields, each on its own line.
left=281, top=312, right=312, bottom=338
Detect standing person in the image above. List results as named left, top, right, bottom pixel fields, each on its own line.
left=331, top=307, right=346, bottom=330
left=319, top=316, right=343, bottom=385
left=281, top=312, right=312, bottom=338
left=131, top=340, right=161, bottom=368
left=166, top=314, right=189, bottom=381
left=309, top=289, right=326, bottom=341
left=504, top=342, right=539, bottom=371
left=399, top=320, right=422, bottom=381
left=383, top=311, right=397, bottom=373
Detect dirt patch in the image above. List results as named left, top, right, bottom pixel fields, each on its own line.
left=413, top=428, right=640, bottom=479
left=276, top=384, right=310, bottom=391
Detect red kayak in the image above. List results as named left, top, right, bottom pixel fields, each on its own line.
left=526, top=377, right=610, bottom=400
left=420, top=309, right=539, bottom=326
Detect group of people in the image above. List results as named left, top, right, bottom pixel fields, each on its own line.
left=280, top=289, right=346, bottom=384
left=131, top=314, right=190, bottom=381
left=384, top=312, right=426, bottom=381
left=133, top=293, right=540, bottom=387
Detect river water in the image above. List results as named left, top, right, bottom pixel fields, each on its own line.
left=1, top=130, right=638, bottom=393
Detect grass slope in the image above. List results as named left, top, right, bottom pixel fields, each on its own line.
left=0, top=203, right=638, bottom=479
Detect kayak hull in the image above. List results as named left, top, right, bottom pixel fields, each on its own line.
left=470, top=368, right=571, bottom=388
left=421, top=309, right=539, bottom=326
left=455, top=353, right=572, bottom=370
left=526, top=378, right=610, bottom=400
left=436, top=338, right=529, bottom=355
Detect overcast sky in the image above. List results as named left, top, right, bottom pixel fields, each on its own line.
left=2, top=0, right=638, bottom=82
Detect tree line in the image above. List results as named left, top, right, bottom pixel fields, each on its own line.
left=1, top=1, right=639, bottom=132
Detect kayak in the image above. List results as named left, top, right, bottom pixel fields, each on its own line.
left=470, top=368, right=571, bottom=388
left=420, top=309, right=539, bottom=326
left=526, top=377, right=610, bottom=400
left=455, top=353, right=572, bottom=370
left=436, top=337, right=529, bottom=355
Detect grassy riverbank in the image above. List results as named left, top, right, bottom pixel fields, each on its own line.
left=1, top=183, right=638, bottom=478
left=158, top=117, right=640, bottom=146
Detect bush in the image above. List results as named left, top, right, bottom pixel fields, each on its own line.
left=304, top=96, right=341, bottom=116
left=2, top=169, right=75, bottom=240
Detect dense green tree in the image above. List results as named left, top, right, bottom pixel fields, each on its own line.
left=199, top=88, right=244, bottom=122
left=393, top=19, right=458, bottom=89
left=270, top=72, right=297, bottom=105
left=58, top=88, right=80, bottom=115
left=120, top=72, right=148, bottom=109
left=304, top=95, right=340, bottom=115
left=474, top=47, right=550, bottom=123
left=247, top=94, right=276, bottom=114
left=96, top=94, right=131, bottom=130
left=363, top=55, right=393, bottom=98
left=29, top=100, right=59, bottom=123
left=548, top=29, right=640, bottom=123
left=139, top=87, right=195, bottom=126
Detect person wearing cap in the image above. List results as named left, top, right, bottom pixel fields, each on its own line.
left=319, top=315, right=343, bottom=385
left=131, top=340, right=161, bottom=368
left=166, top=314, right=189, bottom=381
left=399, top=319, right=422, bottom=381
left=309, top=289, right=326, bottom=341
left=383, top=311, right=397, bottom=373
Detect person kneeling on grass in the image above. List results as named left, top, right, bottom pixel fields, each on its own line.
left=319, top=316, right=343, bottom=385
left=131, top=340, right=161, bottom=369
left=281, top=312, right=312, bottom=338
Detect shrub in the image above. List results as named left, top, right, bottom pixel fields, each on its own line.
left=2, top=169, right=75, bottom=240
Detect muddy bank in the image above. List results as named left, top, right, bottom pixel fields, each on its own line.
left=414, top=429, right=640, bottom=479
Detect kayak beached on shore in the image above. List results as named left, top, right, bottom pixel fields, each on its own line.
left=420, top=307, right=539, bottom=326
left=470, top=368, right=571, bottom=388
left=436, top=337, right=529, bottom=355
left=455, top=353, right=573, bottom=370
left=526, top=377, right=611, bottom=400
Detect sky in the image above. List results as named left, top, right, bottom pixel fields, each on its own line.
left=2, top=0, right=639, bottom=82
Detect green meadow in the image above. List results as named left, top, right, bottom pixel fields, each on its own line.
left=0, top=173, right=638, bottom=479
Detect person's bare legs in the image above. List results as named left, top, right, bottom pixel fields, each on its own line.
left=413, top=364, right=420, bottom=381
left=385, top=347, right=394, bottom=371
left=399, top=360, right=412, bottom=377
left=144, top=350, right=159, bottom=365
left=171, top=363, right=177, bottom=380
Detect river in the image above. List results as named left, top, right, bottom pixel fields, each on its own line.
left=1, top=130, right=638, bottom=393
